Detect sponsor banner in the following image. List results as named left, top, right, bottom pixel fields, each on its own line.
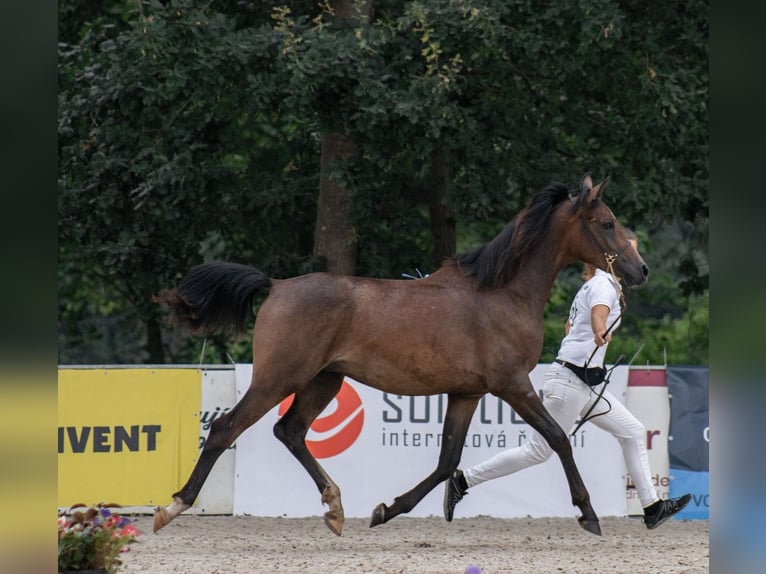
left=624, top=368, right=670, bottom=515
left=233, top=364, right=629, bottom=519
left=58, top=368, right=200, bottom=507
left=626, top=367, right=670, bottom=516
left=668, top=366, right=709, bottom=520
left=195, top=368, right=238, bottom=514
left=669, top=469, right=709, bottom=519
left=667, top=367, right=709, bottom=472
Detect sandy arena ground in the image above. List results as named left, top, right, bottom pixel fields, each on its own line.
left=120, top=514, right=708, bottom=573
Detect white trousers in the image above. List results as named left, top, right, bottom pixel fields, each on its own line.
left=463, top=363, right=660, bottom=507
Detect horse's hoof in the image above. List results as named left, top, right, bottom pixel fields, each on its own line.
left=324, top=510, right=344, bottom=537
left=153, top=506, right=170, bottom=533
left=369, top=503, right=388, bottom=528
left=153, top=497, right=190, bottom=533
left=578, top=516, right=602, bottom=536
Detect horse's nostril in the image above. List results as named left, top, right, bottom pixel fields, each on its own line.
left=642, top=265, right=649, bottom=277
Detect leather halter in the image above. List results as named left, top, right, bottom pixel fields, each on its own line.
left=581, top=215, right=631, bottom=305
left=603, top=240, right=631, bottom=275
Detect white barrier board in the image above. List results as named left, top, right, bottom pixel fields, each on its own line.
left=194, top=368, right=237, bottom=514
left=233, top=364, right=629, bottom=519
left=625, top=368, right=670, bottom=514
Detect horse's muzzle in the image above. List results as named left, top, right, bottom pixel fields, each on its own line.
left=624, top=263, right=649, bottom=287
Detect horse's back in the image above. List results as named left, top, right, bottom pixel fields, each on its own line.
left=260, top=271, right=433, bottom=333
left=265, top=267, right=475, bottom=329
left=252, top=268, right=523, bottom=395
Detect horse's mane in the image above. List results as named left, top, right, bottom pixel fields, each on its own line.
left=453, top=183, right=572, bottom=289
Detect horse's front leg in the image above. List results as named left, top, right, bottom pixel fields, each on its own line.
left=273, top=372, right=346, bottom=536
left=370, top=394, right=480, bottom=527
left=494, top=378, right=601, bottom=536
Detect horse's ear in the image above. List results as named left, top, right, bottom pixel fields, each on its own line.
left=574, top=173, right=593, bottom=207
left=581, top=175, right=610, bottom=205
left=593, top=176, right=610, bottom=200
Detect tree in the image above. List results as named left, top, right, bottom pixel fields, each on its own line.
left=313, top=1, right=372, bottom=275
left=58, top=0, right=708, bottom=365
left=59, top=1, right=291, bottom=362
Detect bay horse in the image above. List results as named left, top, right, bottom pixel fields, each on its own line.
left=153, top=174, right=647, bottom=537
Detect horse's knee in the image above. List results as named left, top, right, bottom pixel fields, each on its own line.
left=542, top=426, right=572, bottom=455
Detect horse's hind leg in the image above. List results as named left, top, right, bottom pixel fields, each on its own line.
left=273, top=371, right=345, bottom=535
left=153, top=381, right=290, bottom=533
left=494, top=379, right=601, bottom=536
left=370, top=394, right=480, bottom=527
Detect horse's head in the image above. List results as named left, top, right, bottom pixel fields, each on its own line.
left=567, top=174, right=649, bottom=287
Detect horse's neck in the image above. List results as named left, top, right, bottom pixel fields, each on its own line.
left=507, top=240, right=568, bottom=313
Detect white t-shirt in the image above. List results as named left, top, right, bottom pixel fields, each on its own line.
left=557, top=268, right=622, bottom=368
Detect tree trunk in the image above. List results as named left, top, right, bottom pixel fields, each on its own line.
left=314, top=132, right=358, bottom=275
left=426, top=155, right=456, bottom=266
left=146, top=314, right=165, bottom=363
left=330, top=0, right=372, bottom=19
left=312, top=0, right=371, bottom=276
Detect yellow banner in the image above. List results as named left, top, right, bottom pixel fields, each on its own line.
left=58, top=368, right=200, bottom=507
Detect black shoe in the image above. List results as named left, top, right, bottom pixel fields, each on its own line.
left=642, top=494, right=692, bottom=529
left=443, top=469, right=468, bottom=522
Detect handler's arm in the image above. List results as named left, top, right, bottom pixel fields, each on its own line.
left=591, top=305, right=612, bottom=346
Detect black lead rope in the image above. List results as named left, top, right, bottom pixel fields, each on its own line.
left=567, top=244, right=631, bottom=436
left=571, top=352, right=626, bottom=436
left=570, top=285, right=626, bottom=437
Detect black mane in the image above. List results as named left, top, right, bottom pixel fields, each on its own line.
left=454, top=183, right=572, bottom=288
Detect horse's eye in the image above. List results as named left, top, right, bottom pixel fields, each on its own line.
left=602, top=221, right=614, bottom=230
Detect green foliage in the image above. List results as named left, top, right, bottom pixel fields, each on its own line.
left=58, top=0, right=708, bottom=365
left=540, top=266, right=709, bottom=366
left=58, top=0, right=319, bottom=361
left=630, top=291, right=709, bottom=366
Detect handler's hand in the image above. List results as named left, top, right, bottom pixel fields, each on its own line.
left=594, top=332, right=612, bottom=346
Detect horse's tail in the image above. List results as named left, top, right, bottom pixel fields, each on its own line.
left=157, top=262, right=273, bottom=337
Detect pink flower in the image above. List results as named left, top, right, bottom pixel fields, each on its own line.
left=121, top=524, right=140, bottom=538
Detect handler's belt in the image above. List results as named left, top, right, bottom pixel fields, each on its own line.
left=554, top=359, right=606, bottom=387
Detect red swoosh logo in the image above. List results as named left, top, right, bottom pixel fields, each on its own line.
left=278, top=380, right=364, bottom=458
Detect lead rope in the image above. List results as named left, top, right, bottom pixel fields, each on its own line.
left=570, top=252, right=627, bottom=436
left=604, top=251, right=627, bottom=309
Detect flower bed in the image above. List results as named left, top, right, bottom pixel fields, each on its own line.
left=58, top=503, right=139, bottom=574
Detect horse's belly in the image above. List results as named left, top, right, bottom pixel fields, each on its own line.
left=335, top=360, right=487, bottom=397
